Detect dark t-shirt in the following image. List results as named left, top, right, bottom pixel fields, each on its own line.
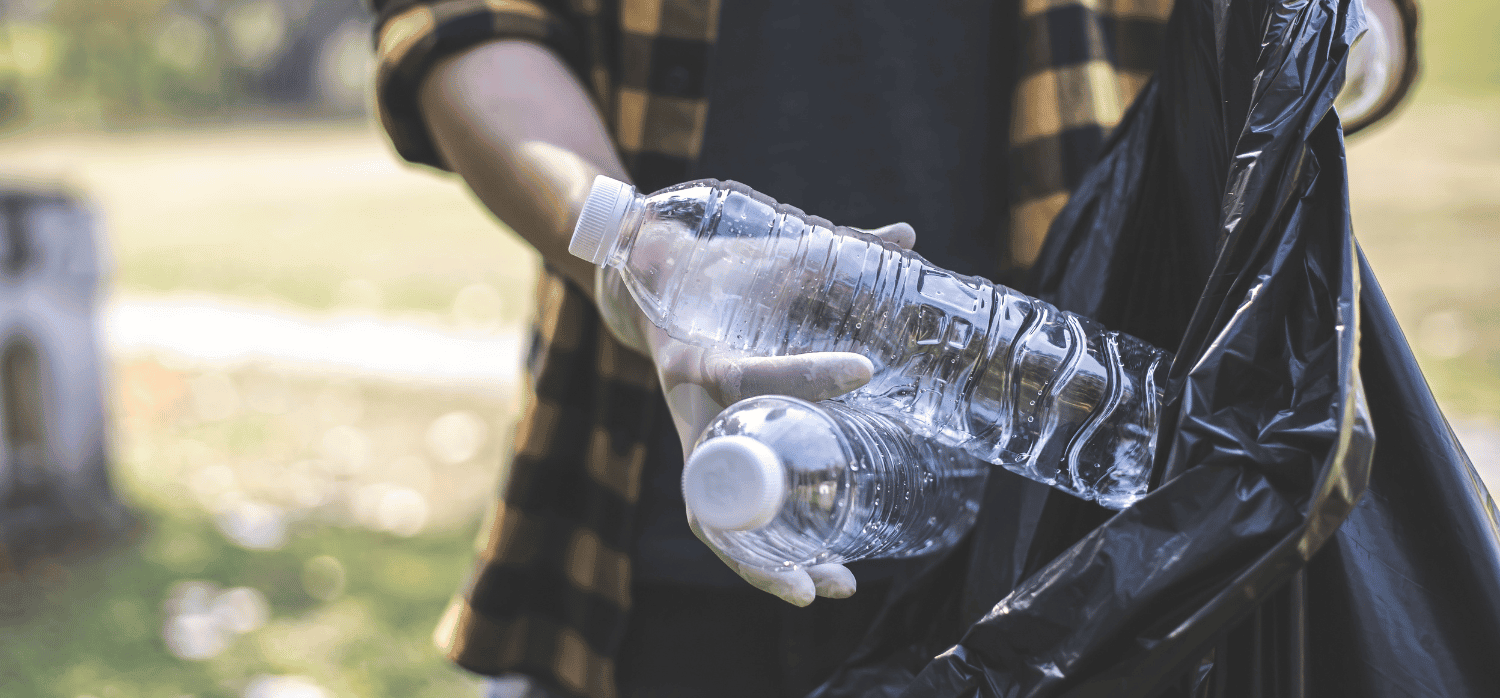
left=632, top=0, right=1011, bottom=585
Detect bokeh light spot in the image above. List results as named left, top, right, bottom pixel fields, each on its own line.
left=301, top=555, right=346, bottom=602
left=425, top=410, right=487, bottom=465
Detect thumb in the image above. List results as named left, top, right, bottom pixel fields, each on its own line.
left=856, top=222, right=917, bottom=251
left=701, top=352, right=873, bottom=405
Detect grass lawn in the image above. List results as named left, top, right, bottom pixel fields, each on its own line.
left=0, top=124, right=529, bottom=698
left=0, top=360, right=517, bottom=698
left=1348, top=96, right=1500, bottom=420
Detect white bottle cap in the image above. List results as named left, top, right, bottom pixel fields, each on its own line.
left=569, top=175, right=636, bottom=266
left=682, top=435, right=787, bottom=531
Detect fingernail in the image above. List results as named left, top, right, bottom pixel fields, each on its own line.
left=831, top=358, right=873, bottom=393
left=779, top=579, right=816, bottom=607
left=815, top=579, right=855, bottom=599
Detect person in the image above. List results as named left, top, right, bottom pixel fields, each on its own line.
left=366, top=1, right=1170, bottom=696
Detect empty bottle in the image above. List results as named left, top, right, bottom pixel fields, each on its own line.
left=571, top=176, right=1170, bottom=508
left=683, top=395, right=988, bottom=570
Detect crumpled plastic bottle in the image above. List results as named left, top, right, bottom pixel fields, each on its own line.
left=570, top=175, right=1170, bottom=507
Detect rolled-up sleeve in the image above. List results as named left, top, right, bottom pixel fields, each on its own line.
left=370, top=0, right=580, bottom=169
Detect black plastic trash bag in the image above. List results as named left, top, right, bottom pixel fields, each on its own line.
left=812, top=0, right=1500, bottom=696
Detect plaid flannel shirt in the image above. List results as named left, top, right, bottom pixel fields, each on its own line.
left=370, top=1, right=1171, bottom=696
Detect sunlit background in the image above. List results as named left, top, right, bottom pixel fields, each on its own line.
left=0, top=1, right=1495, bottom=697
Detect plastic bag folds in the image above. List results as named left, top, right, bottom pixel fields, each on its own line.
left=811, top=0, right=1500, bottom=695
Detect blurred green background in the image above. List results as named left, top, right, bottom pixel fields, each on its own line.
left=0, top=1, right=1496, bottom=697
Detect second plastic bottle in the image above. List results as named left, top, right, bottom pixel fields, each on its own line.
left=571, top=176, right=1171, bottom=508
left=683, top=395, right=988, bottom=569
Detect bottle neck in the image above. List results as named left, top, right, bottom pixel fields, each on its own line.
left=601, top=195, right=646, bottom=269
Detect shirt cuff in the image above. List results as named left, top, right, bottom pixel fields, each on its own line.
left=373, top=0, right=577, bottom=169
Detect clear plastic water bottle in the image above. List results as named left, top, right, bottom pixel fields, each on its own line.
left=682, top=395, right=988, bottom=569
left=571, top=176, right=1170, bottom=508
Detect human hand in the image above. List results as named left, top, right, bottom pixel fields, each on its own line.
left=599, top=221, right=917, bottom=605
left=646, top=219, right=915, bottom=454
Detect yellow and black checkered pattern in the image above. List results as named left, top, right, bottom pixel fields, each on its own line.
left=374, top=0, right=719, bottom=193
left=1008, top=0, right=1174, bottom=266
left=373, top=0, right=577, bottom=170
left=370, top=0, right=1171, bottom=695
left=436, top=271, right=658, bottom=698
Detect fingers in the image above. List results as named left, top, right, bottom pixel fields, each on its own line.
left=709, top=556, right=855, bottom=605
left=735, top=563, right=818, bottom=607
left=807, top=564, right=857, bottom=598
left=702, top=352, right=873, bottom=405
left=859, top=221, right=917, bottom=251
left=657, top=343, right=874, bottom=447
left=688, top=508, right=818, bottom=606
left=688, top=508, right=855, bottom=605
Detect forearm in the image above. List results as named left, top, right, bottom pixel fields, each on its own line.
left=418, top=39, right=629, bottom=295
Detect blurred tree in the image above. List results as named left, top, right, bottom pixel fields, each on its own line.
left=0, top=0, right=369, bottom=132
